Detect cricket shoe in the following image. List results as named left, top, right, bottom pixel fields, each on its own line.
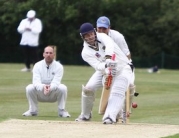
left=121, top=111, right=127, bottom=123
left=103, top=117, right=115, bottom=124
left=75, top=113, right=91, bottom=121
left=121, top=111, right=130, bottom=123
left=59, top=109, right=71, bottom=117
left=116, top=109, right=123, bottom=123
left=22, top=110, right=37, bottom=116
left=21, top=68, right=31, bottom=72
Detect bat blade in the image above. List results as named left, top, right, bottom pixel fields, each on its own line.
left=98, top=87, right=110, bottom=115
left=98, top=54, right=116, bottom=115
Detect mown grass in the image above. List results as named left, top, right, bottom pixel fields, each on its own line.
left=0, top=63, right=179, bottom=130
left=162, top=134, right=179, bottom=138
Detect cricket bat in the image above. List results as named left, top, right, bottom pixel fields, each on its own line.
left=98, top=54, right=116, bottom=115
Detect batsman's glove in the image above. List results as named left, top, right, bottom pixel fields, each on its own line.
left=105, top=59, right=117, bottom=69
left=105, top=59, right=117, bottom=76
left=105, top=67, right=117, bottom=77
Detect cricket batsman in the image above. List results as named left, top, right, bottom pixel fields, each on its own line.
left=96, top=16, right=139, bottom=123
left=75, top=22, right=133, bottom=124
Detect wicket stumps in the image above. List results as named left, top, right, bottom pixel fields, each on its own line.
left=49, top=45, right=57, bottom=60
left=126, top=87, right=130, bottom=124
left=53, top=46, right=57, bottom=60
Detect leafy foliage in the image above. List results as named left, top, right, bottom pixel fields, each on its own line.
left=0, top=0, right=179, bottom=66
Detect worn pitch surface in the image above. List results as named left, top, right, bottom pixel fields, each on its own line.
left=0, top=119, right=179, bottom=138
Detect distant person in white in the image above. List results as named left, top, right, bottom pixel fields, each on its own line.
left=17, top=10, right=42, bottom=72
left=22, top=46, right=70, bottom=117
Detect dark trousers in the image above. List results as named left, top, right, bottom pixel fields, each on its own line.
left=21, top=45, right=39, bottom=69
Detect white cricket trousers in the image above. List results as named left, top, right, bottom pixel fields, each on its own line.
left=81, top=64, right=132, bottom=120
left=103, top=65, right=133, bottom=122
left=25, top=84, right=67, bottom=113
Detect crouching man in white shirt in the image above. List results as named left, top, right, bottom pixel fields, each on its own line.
left=22, top=46, right=70, bottom=117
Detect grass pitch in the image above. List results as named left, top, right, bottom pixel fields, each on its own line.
left=0, top=63, right=179, bottom=126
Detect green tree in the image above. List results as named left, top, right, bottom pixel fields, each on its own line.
left=0, top=0, right=179, bottom=68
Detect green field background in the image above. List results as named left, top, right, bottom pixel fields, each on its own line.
left=0, top=64, right=179, bottom=126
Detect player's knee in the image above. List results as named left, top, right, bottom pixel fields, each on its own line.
left=118, top=76, right=129, bottom=89
left=58, top=84, right=67, bottom=94
left=111, top=92, right=124, bottom=98
left=26, top=84, right=35, bottom=93
left=129, top=84, right=135, bottom=95
left=82, top=85, right=95, bottom=96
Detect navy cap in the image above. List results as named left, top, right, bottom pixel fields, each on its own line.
left=80, top=23, right=94, bottom=35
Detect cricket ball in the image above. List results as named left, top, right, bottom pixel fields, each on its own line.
left=132, top=102, right=138, bottom=108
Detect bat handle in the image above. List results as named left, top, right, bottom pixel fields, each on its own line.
left=111, top=54, right=115, bottom=61
left=105, top=54, right=116, bottom=89
left=105, top=75, right=112, bottom=89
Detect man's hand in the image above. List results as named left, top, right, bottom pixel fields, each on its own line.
left=44, top=85, right=50, bottom=95
left=111, top=68, right=117, bottom=76
left=25, top=28, right=31, bottom=31
left=105, top=59, right=117, bottom=69
left=105, top=67, right=117, bottom=77
left=105, top=59, right=117, bottom=76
